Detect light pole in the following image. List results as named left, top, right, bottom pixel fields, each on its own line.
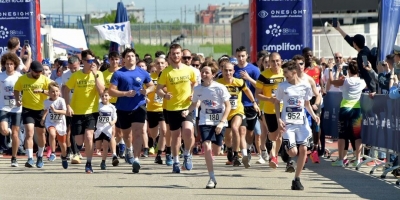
left=85, top=0, right=88, bottom=14
left=155, top=0, right=157, bottom=22
left=61, top=0, right=64, bottom=26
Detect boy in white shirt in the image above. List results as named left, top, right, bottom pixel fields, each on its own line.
left=94, top=89, right=118, bottom=170
left=41, top=82, right=68, bottom=169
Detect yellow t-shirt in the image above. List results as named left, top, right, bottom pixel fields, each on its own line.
left=14, top=74, right=52, bottom=110
left=147, top=72, right=163, bottom=112
left=102, top=69, right=119, bottom=103
left=217, top=78, right=247, bottom=120
left=158, top=65, right=196, bottom=111
left=255, top=68, right=285, bottom=114
left=65, top=70, right=104, bottom=115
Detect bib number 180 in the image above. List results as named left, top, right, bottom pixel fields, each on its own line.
left=208, top=113, right=220, bottom=121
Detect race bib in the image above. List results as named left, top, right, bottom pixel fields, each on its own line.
left=229, top=95, right=238, bottom=109
left=154, top=93, right=163, bottom=104
left=50, top=113, right=62, bottom=121
left=98, top=116, right=111, bottom=124
left=3, top=95, right=15, bottom=107
left=284, top=107, right=304, bottom=124
left=205, top=108, right=222, bottom=126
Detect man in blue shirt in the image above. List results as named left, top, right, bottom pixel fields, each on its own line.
left=233, top=46, right=260, bottom=167
left=109, top=48, right=154, bottom=174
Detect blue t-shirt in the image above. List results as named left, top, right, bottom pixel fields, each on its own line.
left=110, top=67, right=151, bottom=111
left=233, top=63, right=260, bottom=107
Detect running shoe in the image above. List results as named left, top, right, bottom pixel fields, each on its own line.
left=206, top=179, right=217, bottom=189
left=310, top=151, right=320, bottom=163
left=233, top=156, right=241, bottom=166
left=25, top=158, right=34, bottom=168
left=269, top=156, right=278, bottom=169
left=100, top=162, right=106, bottom=170
left=165, top=154, right=173, bottom=166
left=154, top=155, right=163, bottom=164
left=291, top=177, right=304, bottom=190
left=85, top=163, right=93, bottom=173
left=261, top=151, right=270, bottom=162
left=71, top=154, right=81, bottom=164
left=331, top=160, right=344, bottom=167
left=149, top=147, right=155, bottom=155
left=242, top=155, right=251, bottom=168
left=132, top=161, right=141, bottom=173
left=183, top=155, right=193, bottom=170
left=172, top=162, right=180, bottom=173
left=112, top=156, right=119, bottom=166
left=48, top=153, right=56, bottom=162
left=11, top=158, right=18, bottom=167
left=62, top=158, right=68, bottom=169
left=118, top=144, right=126, bottom=158
left=256, top=154, right=265, bottom=164
left=141, top=148, right=149, bottom=158
left=36, top=156, right=44, bottom=168
left=285, top=161, right=296, bottom=173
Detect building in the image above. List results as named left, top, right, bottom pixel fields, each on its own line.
left=197, top=3, right=248, bottom=24
left=111, top=1, right=145, bottom=23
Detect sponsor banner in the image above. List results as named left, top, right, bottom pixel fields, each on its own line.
left=322, top=92, right=342, bottom=138
left=252, top=0, right=313, bottom=61
left=0, top=0, right=41, bottom=60
left=377, top=0, right=400, bottom=62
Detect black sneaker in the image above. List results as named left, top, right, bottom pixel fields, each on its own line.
left=154, top=155, right=163, bottom=164
left=11, top=158, right=18, bottom=167
left=227, top=150, right=233, bottom=162
left=112, top=156, right=119, bottom=166
left=233, top=156, right=241, bottom=166
left=291, top=177, right=304, bottom=190
left=141, top=148, right=149, bottom=158
left=285, top=161, right=296, bottom=173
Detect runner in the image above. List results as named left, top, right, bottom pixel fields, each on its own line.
left=185, top=61, right=231, bottom=188
left=102, top=51, right=121, bottom=163
left=156, top=44, right=197, bottom=173
left=41, top=82, right=68, bottom=169
left=217, top=62, right=259, bottom=168
left=255, top=52, right=285, bottom=169
left=65, top=50, right=105, bottom=173
left=94, top=89, right=118, bottom=170
left=146, top=56, right=167, bottom=164
left=14, top=61, right=52, bottom=168
left=0, top=53, right=22, bottom=167
left=62, top=55, right=82, bottom=163
left=275, top=61, right=319, bottom=190
left=109, top=48, right=154, bottom=173
left=234, top=46, right=260, bottom=166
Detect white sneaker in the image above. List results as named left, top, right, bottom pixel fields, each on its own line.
left=261, top=151, right=270, bottom=161
left=256, top=154, right=265, bottom=164
left=206, top=179, right=217, bottom=189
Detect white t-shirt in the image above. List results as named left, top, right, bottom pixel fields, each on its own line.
left=340, top=77, right=366, bottom=101
left=276, top=81, right=313, bottom=125
left=191, top=66, right=201, bottom=85
left=192, top=82, right=231, bottom=126
left=44, top=97, right=67, bottom=135
left=55, top=77, right=63, bottom=94
left=0, top=71, right=22, bottom=112
left=61, top=70, right=73, bottom=101
left=322, top=67, right=343, bottom=92
left=94, top=103, right=117, bottom=139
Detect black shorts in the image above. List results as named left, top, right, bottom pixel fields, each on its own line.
left=0, top=111, right=21, bottom=126
left=165, top=110, right=193, bottom=131
left=95, top=132, right=111, bottom=142
left=163, top=109, right=169, bottom=125
left=199, top=125, right=225, bottom=146
left=116, top=105, right=147, bottom=130
left=264, top=113, right=279, bottom=133
left=227, top=114, right=247, bottom=128
left=338, top=107, right=362, bottom=140
left=71, top=113, right=98, bottom=136
left=244, top=106, right=258, bottom=131
left=147, top=111, right=165, bottom=129
left=22, top=107, right=44, bottom=128
left=66, top=116, right=72, bottom=127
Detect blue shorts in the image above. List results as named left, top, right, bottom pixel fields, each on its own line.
left=199, top=125, right=225, bottom=146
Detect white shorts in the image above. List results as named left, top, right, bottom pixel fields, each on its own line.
left=282, top=124, right=312, bottom=150
left=45, top=122, right=67, bottom=136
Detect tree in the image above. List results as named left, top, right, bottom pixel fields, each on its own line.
left=90, top=11, right=138, bottom=24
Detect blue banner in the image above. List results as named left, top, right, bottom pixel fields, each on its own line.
left=254, top=0, right=313, bottom=61
left=0, top=0, right=40, bottom=60
left=377, top=0, right=400, bottom=61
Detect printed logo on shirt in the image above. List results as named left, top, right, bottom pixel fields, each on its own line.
left=77, top=80, right=95, bottom=88
left=4, top=86, right=13, bottom=92
left=287, top=97, right=301, bottom=106
left=135, top=77, right=142, bottom=83
left=169, top=75, right=190, bottom=85
left=22, top=84, right=43, bottom=90
left=202, top=100, right=217, bottom=107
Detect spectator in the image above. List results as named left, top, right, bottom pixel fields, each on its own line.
left=334, top=21, right=376, bottom=95
left=0, top=37, right=31, bottom=73
left=394, top=45, right=400, bottom=75
left=322, top=52, right=348, bottom=92
left=253, top=50, right=269, bottom=67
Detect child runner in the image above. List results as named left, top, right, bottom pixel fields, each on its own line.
left=94, top=89, right=118, bottom=170
left=41, top=82, right=68, bottom=169
left=275, top=61, right=320, bottom=190
left=185, top=61, right=231, bottom=189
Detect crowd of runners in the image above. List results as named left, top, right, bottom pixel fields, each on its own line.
left=1, top=31, right=400, bottom=190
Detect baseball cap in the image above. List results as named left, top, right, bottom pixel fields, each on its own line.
left=30, top=61, right=43, bottom=72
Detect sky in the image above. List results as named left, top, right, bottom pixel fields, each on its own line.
left=40, top=0, right=249, bottom=23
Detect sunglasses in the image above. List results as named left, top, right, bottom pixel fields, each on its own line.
left=182, top=56, right=192, bottom=60
left=298, top=62, right=304, bottom=66
left=192, top=64, right=200, bottom=67
left=85, top=59, right=95, bottom=64
left=335, top=57, right=342, bottom=59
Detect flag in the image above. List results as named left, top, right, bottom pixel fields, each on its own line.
left=94, top=21, right=131, bottom=45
